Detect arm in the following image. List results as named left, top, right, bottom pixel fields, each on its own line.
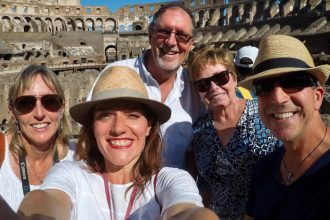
left=163, top=203, right=219, bottom=220
left=17, top=189, right=71, bottom=220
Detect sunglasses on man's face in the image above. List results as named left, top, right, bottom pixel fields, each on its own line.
left=253, top=72, right=318, bottom=96
left=155, top=28, right=193, bottom=44
left=12, top=94, right=63, bottom=114
left=194, top=70, right=230, bottom=93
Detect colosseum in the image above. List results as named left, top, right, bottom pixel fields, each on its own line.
left=1, top=0, right=330, bottom=134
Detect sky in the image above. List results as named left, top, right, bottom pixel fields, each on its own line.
left=81, top=0, right=170, bottom=13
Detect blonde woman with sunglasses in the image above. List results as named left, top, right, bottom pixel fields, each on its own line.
left=187, top=47, right=281, bottom=220
left=0, top=65, right=75, bottom=211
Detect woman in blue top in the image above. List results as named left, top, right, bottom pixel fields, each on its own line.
left=188, top=47, right=281, bottom=220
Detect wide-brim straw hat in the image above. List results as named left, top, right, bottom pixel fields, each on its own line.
left=70, top=66, right=171, bottom=126
left=239, top=35, right=330, bottom=90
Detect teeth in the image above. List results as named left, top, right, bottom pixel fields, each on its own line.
left=32, top=123, right=48, bottom=128
left=274, top=112, right=294, bottom=119
left=110, top=140, right=132, bottom=147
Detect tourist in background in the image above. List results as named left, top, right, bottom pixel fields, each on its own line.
left=88, top=2, right=205, bottom=169
left=234, top=45, right=259, bottom=82
left=15, top=66, right=219, bottom=220
left=188, top=47, right=281, bottom=220
left=0, top=65, right=75, bottom=211
left=242, top=35, right=330, bottom=220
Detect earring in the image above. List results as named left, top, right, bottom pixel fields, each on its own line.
left=15, top=121, right=21, bottom=134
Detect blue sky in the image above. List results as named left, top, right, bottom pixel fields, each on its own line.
left=81, top=0, right=170, bottom=12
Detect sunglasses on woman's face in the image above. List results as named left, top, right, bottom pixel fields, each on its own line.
left=13, top=94, right=63, bottom=114
left=194, top=70, right=230, bottom=93
left=253, top=72, right=318, bottom=96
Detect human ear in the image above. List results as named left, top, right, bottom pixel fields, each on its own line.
left=314, top=86, right=324, bottom=111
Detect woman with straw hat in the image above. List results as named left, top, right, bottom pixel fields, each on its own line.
left=13, top=66, right=219, bottom=220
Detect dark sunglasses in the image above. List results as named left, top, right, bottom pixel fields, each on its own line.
left=253, top=72, right=318, bottom=96
left=155, top=28, right=193, bottom=43
left=12, top=94, right=63, bottom=114
left=194, top=70, right=230, bottom=93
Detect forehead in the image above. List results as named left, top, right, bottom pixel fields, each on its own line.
left=20, top=74, right=56, bottom=95
left=156, top=8, right=193, bottom=32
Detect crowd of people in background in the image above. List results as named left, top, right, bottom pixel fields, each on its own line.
left=0, top=2, right=330, bottom=220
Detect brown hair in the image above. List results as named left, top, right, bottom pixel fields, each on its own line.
left=76, top=104, right=163, bottom=198
left=7, top=64, right=70, bottom=158
left=188, top=47, right=237, bottom=82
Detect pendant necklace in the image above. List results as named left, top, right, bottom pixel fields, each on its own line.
left=102, top=173, right=139, bottom=220
left=282, top=126, right=327, bottom=183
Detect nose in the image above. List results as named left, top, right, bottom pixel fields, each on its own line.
left=209, top=80, right=220, bottom=91
left=165, top=32, right=177, bottom=46
left=33, top=100, right=46, bottom=119
left=270, top=84, right=290, bottom=104
left=110, top=114, right=126, bottom=135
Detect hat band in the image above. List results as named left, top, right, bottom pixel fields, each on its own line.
left=254, top=58, right=311, bottom=74
left=92, top=88, right=148, bottom=101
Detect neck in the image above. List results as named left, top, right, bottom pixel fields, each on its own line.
left=212, top=98, right=246, bottom=121
left=20, top=138, right=56, bottom=163
left=103, top=164, right=137, bottom=184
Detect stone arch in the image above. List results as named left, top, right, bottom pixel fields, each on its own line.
left=13, top=16, right=23, bottom=32
left=105, top=45, right=117, bottom=62
left=34, top=17, right=47, bottom=32
left=66, top=18, right=75, bottom=31
left=230, top=5, right=240, bottom=24
left=2, top=16, right=12, bottom=32
left=25, top=16, right=38, bottom=32
left=54, top=17, right=65, bottom=32
left=75, top=18, right=84, bottom=31
left=45, top=17, right=54, bottom=33
left=105, top=18, right=116, bottom=32
left=95, top=18, right=103, bottom=31
left=85, top=18, right=94, bottom=31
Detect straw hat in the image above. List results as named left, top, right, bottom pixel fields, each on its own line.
left=70, top=66, right=171, bottom=126
left=239, top=35, right=330, bottom=89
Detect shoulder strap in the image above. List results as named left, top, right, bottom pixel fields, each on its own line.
left=237, top=86, right=253, bottom=100
left=0, top=132, right=5, bottom=167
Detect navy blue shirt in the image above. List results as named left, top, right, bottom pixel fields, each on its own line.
left=247, top=147, right=330, bottom=220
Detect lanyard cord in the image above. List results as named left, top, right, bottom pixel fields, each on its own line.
left=19, top=147, right=59, bottom=195
left=102, top=173, right=139, bottom=220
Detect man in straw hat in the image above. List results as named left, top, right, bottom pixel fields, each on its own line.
left=241, top=35, right=330, bottom=219
left=9, top=66, right=219, bottom=220
left=88, top=3, right=204, bottom=169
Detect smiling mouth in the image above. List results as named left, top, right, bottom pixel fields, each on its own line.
left=109, top=139, right=132, bottom=148
left=273, top=112, right=294, bottom=119
left=31, top=123, right=49, bottom=129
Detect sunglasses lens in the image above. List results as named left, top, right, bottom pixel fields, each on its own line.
left=194, top=80, right=210, bottom=93
left=253, top=72, right=318, bottom=96
left=253, top=81, right=274, bottom=96
left=14, top=96, right=36, bottom=114
left=14, top=95, right=63, bottom=114
left=41, top=95, right=63, bottom=112
left=213, top=71, right=230, bottom=87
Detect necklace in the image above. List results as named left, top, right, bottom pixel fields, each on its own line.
left=282, top=126, right=328, bottom=183
left=102, top=173, right=139, bottom=220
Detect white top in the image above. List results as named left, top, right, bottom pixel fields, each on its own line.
left=0, top=135, right=76, bottom=211
left=87, top=51, right=205, bottom=169
left=41, top=160, right=203, bottom=220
